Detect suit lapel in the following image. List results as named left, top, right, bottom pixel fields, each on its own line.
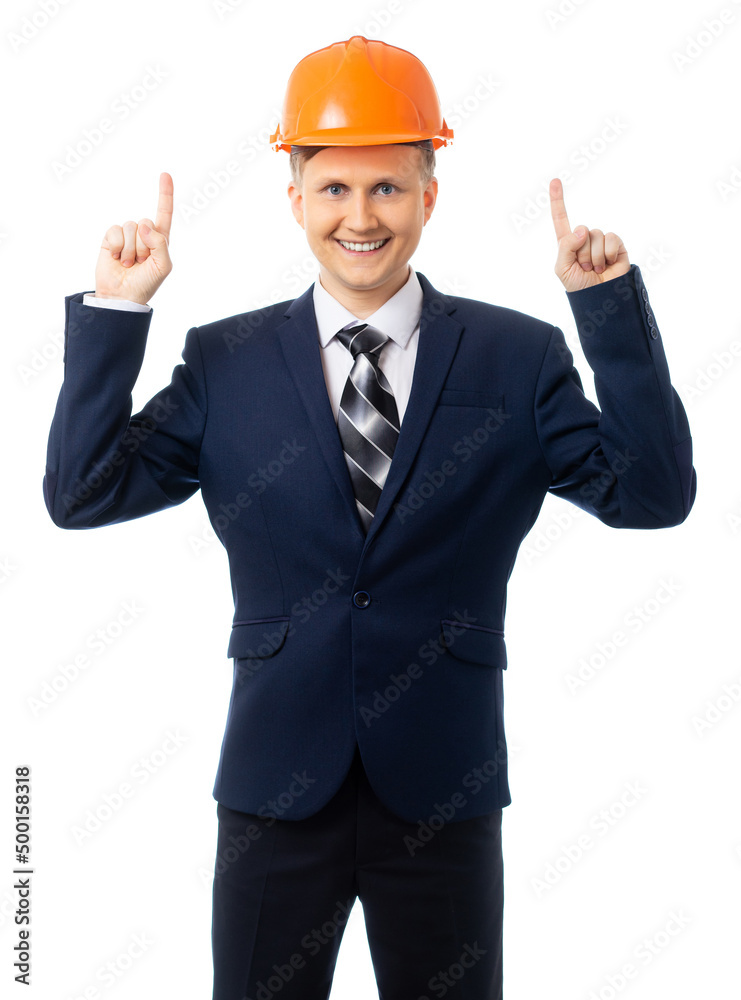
left=277, top=272, right=463, bottom=544
left=365, top=273, right=462, bottom=545
left=276, top=285, right=361, bottom=529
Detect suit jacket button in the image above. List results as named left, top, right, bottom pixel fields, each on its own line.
left=353, top=591, right=370, bottom=608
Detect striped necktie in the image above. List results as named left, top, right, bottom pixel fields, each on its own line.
left=335, top=323, right=400, bottom=532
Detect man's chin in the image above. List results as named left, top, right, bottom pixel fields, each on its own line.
left=321, top=266, right=389, bottom=291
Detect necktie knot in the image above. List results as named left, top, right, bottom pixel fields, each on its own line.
left=336, top=323, right=388, bottom=361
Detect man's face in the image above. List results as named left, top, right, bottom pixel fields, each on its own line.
left=287, top=144, right=437, bottom=308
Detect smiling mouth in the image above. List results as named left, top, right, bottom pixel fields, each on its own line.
left=336, top=238, right=390, bottom=253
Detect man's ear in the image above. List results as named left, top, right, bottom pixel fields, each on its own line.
left=423, top=177, right=438, bottom=226
left=287, top=181, right=305, bottom=229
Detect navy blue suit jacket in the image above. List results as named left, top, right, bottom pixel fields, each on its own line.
left=44, top=266, right=696, bottom=822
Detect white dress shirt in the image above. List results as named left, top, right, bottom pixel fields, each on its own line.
left=82, top=265, right=424, bottom=423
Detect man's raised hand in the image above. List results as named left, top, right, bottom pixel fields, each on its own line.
left=95, top=172, right=174, bottom=305
left=549, top=178, right=630, bottom=292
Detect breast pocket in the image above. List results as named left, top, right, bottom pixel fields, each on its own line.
left=437, top=388, right=505, bottom=409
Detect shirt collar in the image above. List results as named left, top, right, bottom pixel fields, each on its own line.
left=312, top=266, right=423, bottom=349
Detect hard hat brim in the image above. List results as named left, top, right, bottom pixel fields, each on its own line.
left=271, top=129, right=453, bottom=152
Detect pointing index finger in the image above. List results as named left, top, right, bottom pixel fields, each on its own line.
left=549, top=178, right=572, bottom=242
left=155, top=171, right=173, bottom=240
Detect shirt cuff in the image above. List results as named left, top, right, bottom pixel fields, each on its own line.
left=82, top=292, right=151, bottom=313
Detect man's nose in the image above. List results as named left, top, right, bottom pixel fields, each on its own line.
left=345, top=192, right=379, bottom=232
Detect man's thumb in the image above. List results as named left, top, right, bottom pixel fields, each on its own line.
left=139, top=223, right=167, bottom=254
left=570, top=226, right=588, bottom=246
left=557, top=227, right=588, bottom=263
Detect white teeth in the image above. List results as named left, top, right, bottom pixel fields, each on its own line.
left=338, top=239, right=388, bottom=252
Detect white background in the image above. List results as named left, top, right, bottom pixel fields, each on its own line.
left=2, top=0, right=739, bottom=997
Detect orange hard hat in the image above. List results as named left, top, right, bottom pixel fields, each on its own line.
left=270, top=35, right=453, bottom=152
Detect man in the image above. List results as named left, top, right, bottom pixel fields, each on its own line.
left=44, top=35, right=695, bottom=1000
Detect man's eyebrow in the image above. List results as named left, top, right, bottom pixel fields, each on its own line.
left=312, top=174, right=406, bottom=187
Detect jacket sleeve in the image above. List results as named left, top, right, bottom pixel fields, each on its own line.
left=533, top=264, right=696, bottom=528
left=43, top=291, right=207, bottom=528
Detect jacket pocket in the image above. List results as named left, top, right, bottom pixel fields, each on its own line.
left=227, top=616, right=291, bottom=660
left=440, top=619, right=507, bottom=669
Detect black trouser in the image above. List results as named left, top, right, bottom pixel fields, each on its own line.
left=212, top=744, right=504, bottom=999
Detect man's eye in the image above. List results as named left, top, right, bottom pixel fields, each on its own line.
left=378, top=184, right=395, bottom=195
left=327, top=184, right=343, bottom=195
